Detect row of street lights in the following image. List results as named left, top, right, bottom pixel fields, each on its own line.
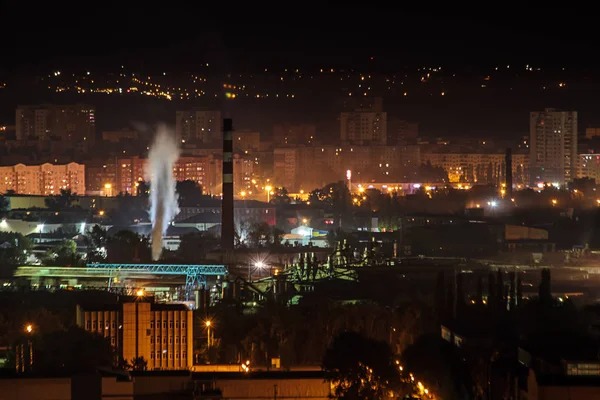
left=395, top=360, right=434, bottom=399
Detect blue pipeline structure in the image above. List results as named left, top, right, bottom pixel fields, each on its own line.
left=86, top=263, right=228, bottom=293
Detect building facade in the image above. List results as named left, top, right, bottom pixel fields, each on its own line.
left=175, top=110, right=221, bottom=144
left=529, top=108, right=578, bottom=185
left=578, top=154, right=600, bottom=181
left=272, top=124, right=316, bottom=146
left=421, top=152, right=529, bottom=185
left=340, top=110, right=387, bottom=145
left=273, top=145, right=420, bottom=192
left=0, top=162, right=85, bottom=195
left=85, top=154, right=252, bottom=196
left=15, top=104, right=96, bottom=144
left=76, top=301, right=193, bottom=371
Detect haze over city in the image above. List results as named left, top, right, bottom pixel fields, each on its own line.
left=2, top=5, right=600, bottom=400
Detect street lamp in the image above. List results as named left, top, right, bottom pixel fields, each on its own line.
left=25, top=323, right=33, bottom=372
left=135, top=289, right=144, bottom=360
left=205, top=320, right=212, bottom=348
left=265, top=185, right=272, bottom=202
left=104, top=183, right=112, bottom=197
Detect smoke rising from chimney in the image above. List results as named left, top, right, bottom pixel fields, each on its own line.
left=146, top=125, right=180, bottom=261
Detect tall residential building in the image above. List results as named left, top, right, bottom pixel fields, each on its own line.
left=233, top=130, right=261, bottom=153
left=0, top=162, right=85, bottom=195
left=340, top=101, right=387, bottom=145
left=76, top=301, right=193, bottom=371
left=175, top=109, right=221, bottom=144
left=530, top=109, right=578, bottom=185
left=274, top=148, right=297, bottom=189
left=272, top=124, right=316, bottom=146
left=578, top=154, right=600, bottom=181
left=387, top=119, right=419, bottom=144
left=15, top=104, right=96, bottom=143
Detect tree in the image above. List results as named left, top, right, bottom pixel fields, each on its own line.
left=44, top=189, right=78, bottom=210
left=85, top=225, right=108, bottom=263
left=120, top=356, right=149, bottom=371
left=107, top=230, right=151, bottom=263
left=0, top=232, right=32, bottom=270
left=309, top=181, right=352, bottom=228
left=176, top=180, right=204, bottom=206
left=136, top=181, right=150, bottom=197
left=40, top=239, right=82, bottom=266
left=417, top=161, right=448, bottom=183
left=0, top=196, right=9, bottom=213
left=402, top=334, right=472, bottom=399
left=112, top=195, right=148, bottom=225
left=272, top=187, right=291, bottom=205
left=323, top=331, right=400, bottom=399
left=33, top=327, right=113, bottom=375
left=247, top=222, right=282, bottom=248
left=177, top=231, right=219, bottom=262
left=0, top=307, right=64, bottom=348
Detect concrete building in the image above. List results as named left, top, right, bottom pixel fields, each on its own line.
left=76, top=300, right=193, bottom=371
left=577, top=154, right=600, bottom=181
left=85, top=154, right=251, bottom=196
left=272, top=124, right=316, bottom=146
left=530, top=109, right=578, bottom=185
left=388, top=118, right=419, bottom=144
left=15, top=104, right=95, bottom=143
left=175, top=109, right=221, bottom=144
left=101, top=129, right=139, bottom=143
left=421, top=152, right=529, bottom=185
left=274, top=148, right=298, bottom=190
left=340, top=110, right=387, bottom=145
left=0, top=162, right=85, bottom=195
left=234, top=130, right=261, bottom=153
left=0, top=369, right=331, bottom=400
left=273, top=145, right=420, bottom=192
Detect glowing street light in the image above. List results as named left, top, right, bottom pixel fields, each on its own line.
left=205, top=320, right=212, bottom=348
left=24, top=323, right=34, bottom=371
left=265, top=185, right=272, bottom=202
left=104, top=183, right=112, bottom=197
left=136, top=289, right=145, bottom=297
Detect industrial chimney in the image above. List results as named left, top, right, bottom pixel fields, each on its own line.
left=505, top=148, right=513, bottom=199
left=221, top=119, right=234, bottom=253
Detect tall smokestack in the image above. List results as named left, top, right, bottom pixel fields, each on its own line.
left=505, top=148, right=513, bottom=199
left=221, top=119, right=234, bottom=252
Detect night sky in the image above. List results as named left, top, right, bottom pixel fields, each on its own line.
left=1, top=4, right=597, bottom=73
left=1, top=4, right=600, bottom=137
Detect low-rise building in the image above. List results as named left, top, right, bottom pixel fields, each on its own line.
left=76, top=300, right=193, bottom=371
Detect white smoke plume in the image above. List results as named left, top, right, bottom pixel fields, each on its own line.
left=146, top=125, right=180, bottom=260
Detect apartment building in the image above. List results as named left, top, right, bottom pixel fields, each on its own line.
left=0, top=162, right=85, bottom=195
